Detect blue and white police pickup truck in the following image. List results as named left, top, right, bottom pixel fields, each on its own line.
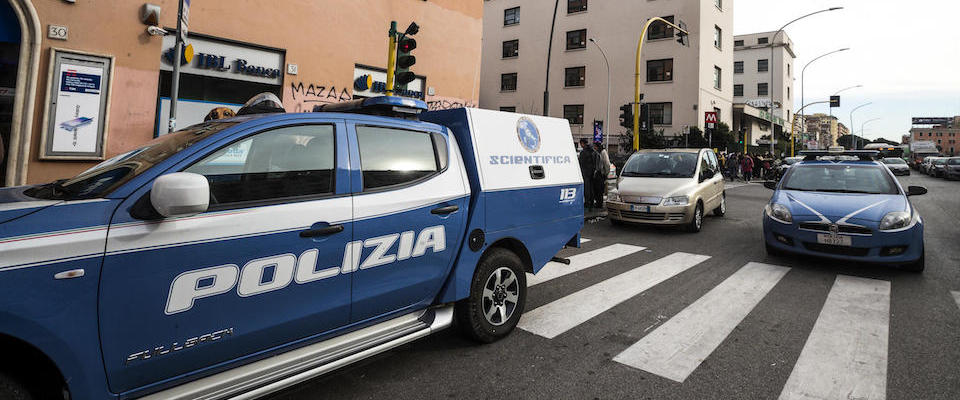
left=0, top=96, right=583, bottom=400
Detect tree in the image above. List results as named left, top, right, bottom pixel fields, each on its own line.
left=871, top=137, right=900, bottom=146
left=836, top=134, right=857, bottom=149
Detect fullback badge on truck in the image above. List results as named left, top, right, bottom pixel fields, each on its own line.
left=165, top=225, right=446, bottom=315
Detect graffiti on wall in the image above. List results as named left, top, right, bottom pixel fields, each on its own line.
left=425, top=96, right=476, bottom=111
left=288, top=81, right=353, bottom=112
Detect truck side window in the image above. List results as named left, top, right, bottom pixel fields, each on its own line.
left=357, top=126, right=440, bottom=190
left=185, top=125, right=335, bottom=206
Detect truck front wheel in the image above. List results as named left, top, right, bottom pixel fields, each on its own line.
left=456, top=248, right=527, bottom=343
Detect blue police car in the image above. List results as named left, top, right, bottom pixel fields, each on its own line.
left=762, top=150, right=927, bottom=272
left=0, top=95, right=584, bottom=399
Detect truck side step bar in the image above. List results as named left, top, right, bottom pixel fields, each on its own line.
left=141, top=305, right=455, bottom=400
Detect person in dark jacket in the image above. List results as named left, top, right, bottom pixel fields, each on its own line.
left=578, top=138, right=600, bottom=210
left=592, top=142, right=608, bottom=210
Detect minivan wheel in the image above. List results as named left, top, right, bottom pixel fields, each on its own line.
left=713, top=193, right=726, bottom=217
left=456, top=248, right=527, bottom=343
left=686, top=202, right=704, bottom=233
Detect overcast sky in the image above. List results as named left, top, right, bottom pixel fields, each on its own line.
left=734, top=0, right=960, bottom=142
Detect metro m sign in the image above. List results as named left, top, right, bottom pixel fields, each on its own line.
left=704, top=111, right=717, bottom=129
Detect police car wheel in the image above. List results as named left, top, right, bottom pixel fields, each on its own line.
left=713, top=193, right=726, bottom=217
left=456, top=248, right=527, bottom=343
left=0, top=373, right=32, bottom=400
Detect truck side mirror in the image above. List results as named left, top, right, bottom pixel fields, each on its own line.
left=150, top=172, right=210, bottom=218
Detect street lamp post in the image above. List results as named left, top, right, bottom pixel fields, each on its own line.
left=849, top=102, right=872, bottom=149
left=768, top=6, right=843, bottom=155
left=542, top=0, right=560, bottom=117
left=857, top=117, right=881, bottom=149
left=800, top=47, right=849, bottom=149
left=589, top=38, right=611, bottom=154
left=633, top=17, right=688, bottom=151
left=829, top=84, right=862, bottom=119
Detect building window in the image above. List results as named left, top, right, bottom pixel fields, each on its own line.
left=648, top=103, right=673, bottom=125
left=501, top=73, right=517, bottom=91
left=715, top=0, right=723, bottom=10
left=565, top=66, right=586, bottom=87
left=504, top=7, right=520, bottom=26
left=758, top=59, right=769, bottom=73
left=714, top=66, right=722, bottom=90
left=502, top=39, right=519, bottom=58
left=758, top=37, right=768, bottom=45
left=734, top=61, right=743, bottom=74
left=734, top=84, right=743, bottom=97
left=734, top=39, right=744, bottom=47
left=787, top=87, right=791, bottom=100
left=567, top=0, right=587, bottom=14
left=714, top=26, right=722, bottom=49
left=758, top=83, right=769, bottom=96
left=647, top=16, right=675, bottom=40
left=646, top=59, right=673, bottom=82
left=566, top=29, right=587, bottom=50
left=500, top=106, right=516, bottom=112
left=786, top=63, right=791, bottom=76
left=564, top=105, right=584, bottom=125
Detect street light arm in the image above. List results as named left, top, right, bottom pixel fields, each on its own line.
left=832, top=84, right=862, bottom=96
left=802, top=48, right=850, bottom=76
left=773, top=7, right=845, bottom=41
left=633, top=17, right=690, bottom=150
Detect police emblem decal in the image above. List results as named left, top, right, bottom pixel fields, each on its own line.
left=516, top=117, right=541, bottom=153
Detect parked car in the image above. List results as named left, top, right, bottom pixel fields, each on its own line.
left=880, top=157, right=911, bottom=176
left=763, top=149, right=926, bottom=272
left=0, top=96, right=584, bottom=400
left=920, top=156, right=938, bottom=175
left=945, top=157, right=960, bottom=180
left=930, top=157, right=949, bottom=177
left=605, top=148, right=725, bottom=232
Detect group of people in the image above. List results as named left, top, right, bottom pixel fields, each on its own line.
left=718, top=152, right=779, bottom=181
left=577, top=138, right=611, bottom=211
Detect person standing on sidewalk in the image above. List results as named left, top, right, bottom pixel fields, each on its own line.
left=594, top=141, right=610, bottom=209
left=578, top=139, right=600, bottom=210
left=741, top=153, right=754, bottom=182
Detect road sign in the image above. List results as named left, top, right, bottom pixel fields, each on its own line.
left=704, top=111, right=717, bottom=129
left=830, top=95, right=840, bottom=108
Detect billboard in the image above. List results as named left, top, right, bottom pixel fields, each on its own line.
left=911, top=117, right=952, bottom=125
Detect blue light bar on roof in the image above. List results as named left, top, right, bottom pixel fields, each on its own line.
left=313, top=96, right=427, bottom=118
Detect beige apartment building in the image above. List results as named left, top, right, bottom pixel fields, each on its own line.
left=801, top=113, right=849, bottom=149
left=480, top=0, right=734, bottom=153
left=1, top=0, right=481, bottom=186
left=732, top=31, right=795, bottom=151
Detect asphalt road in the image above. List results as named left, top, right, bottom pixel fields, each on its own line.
left=268, top=172, right=960, bottom=400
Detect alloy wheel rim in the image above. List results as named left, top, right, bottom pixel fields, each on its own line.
left=696, top=206, right=703, bottom=229
left=481, top=267, right=520, bottom=326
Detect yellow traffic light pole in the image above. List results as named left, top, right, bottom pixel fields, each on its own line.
left=386, top=21, right=398, bottom=96
left=634, top=17, right=688, bottom=151
left=790, top=100, right=829, bottom=156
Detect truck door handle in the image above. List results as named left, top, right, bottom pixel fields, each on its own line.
left=300, top=224, right=344, bottom=238
left=529, top=165, right=545, bottom=180
left=431, top=205, right=459, bottom=215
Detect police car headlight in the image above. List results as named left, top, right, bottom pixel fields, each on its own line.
left=662, top=196, right=689, bottom=206
left=879, top=211, right=913, bottom=231
left=765, top=203, right=793, bottom=224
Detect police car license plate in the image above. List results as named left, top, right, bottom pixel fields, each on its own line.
left=630, top=205, right=650, bottom=212
left=816, top=233, right=852, bottom=247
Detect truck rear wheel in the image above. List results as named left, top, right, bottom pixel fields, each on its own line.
left=0, top=373, right=32, bottom=400
left=456, top=248, right=527, bottom=343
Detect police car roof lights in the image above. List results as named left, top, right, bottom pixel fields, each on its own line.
left=313, top=95, right=428, bottom=119
left=799, top=149, right=879, bottom=161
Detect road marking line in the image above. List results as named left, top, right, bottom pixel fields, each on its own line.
left=528, top=244, right=645, bottom=287
left=952, top=291, right=960, bottom=311
left=580, top=238, right=591, bottom=243
left=779, top=275, right=890, bottom=400
left=613, top=262, right=790, bottom=382
left=518, top=252, right=710, bottom=339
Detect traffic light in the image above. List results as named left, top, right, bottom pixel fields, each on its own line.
left=395, top=22, right=419, bottom=88
left=675, top=20, right=689, bottom=47
left=619, top=104, right=633, bottom=129
left=640, top=103, right=650, bottom=131
left=738, top=131, right=745, bottom=144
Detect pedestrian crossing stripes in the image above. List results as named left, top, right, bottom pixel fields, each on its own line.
left=778, top=276, right=890, bottom=400
left=526, top=244, right=645, bottom=287
left=518, top=252, right=710, bottom=339
left=612, top=262, right=790, bottom=382
left=579, top=238, right=591, bottom=243
left=953, top=291, right=960, bottom=311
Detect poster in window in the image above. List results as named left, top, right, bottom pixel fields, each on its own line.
left=41, top=49, right=113, bottom=160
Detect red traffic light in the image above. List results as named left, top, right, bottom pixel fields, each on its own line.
left=399, top=38, right=417, bottom=53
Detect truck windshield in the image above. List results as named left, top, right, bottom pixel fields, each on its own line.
left=25, top=122, right=238, bottom=200
left=781, top=165, right=898, bottom=195
left=621, top=152, right=697, bottom=178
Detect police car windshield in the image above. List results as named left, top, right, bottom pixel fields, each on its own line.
left=26, top=122, right=238, bottom=200
left=882, top=158, right=906, bottom=164
left=781, top=164, right=899, bottom=195
left=621, top=152, right=697, bottom=178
